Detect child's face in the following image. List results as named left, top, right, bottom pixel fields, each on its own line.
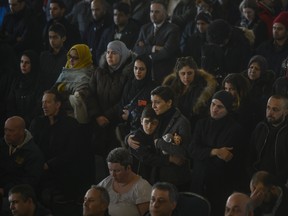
left=141, top=118, right=158, bottom=135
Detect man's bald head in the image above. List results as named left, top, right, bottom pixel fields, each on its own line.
left=6, top=116, right=26, bottom=129
left=225, top=192, right=254, bottom=216
left=4, top=116, right=26, bottom=146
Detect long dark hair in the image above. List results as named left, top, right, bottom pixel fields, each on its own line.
left=165, top=56, right=199, bottom=95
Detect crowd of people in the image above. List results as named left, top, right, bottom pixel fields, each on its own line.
left=1, top=0, right=288, bottom=215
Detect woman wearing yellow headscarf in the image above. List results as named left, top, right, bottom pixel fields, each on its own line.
left=54, top=44, right=94, bottom=123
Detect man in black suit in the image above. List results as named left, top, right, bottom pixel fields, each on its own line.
left=134, top=0, right=180, bottom=83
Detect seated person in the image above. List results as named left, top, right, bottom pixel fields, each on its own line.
left=83, top=185, right=110, bottom=216
left=98, top=147, right=151, bottom=216
left=8, top=184, right=52, bottom=216
left=225, top=192, right=254, bottom=216
left=0, top=116, right=44, bottom=198
left=145, top=182, right=178, bottom=216
left=29, top=90, right=84, bottom=214
left=54, top=44, right=94, bottom=123
left=250, top=171, right=288, bottom=216
left=248, top=95, right=288, bottom=186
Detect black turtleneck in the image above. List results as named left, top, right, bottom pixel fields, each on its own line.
left=157, top=107, right=176, bottom=136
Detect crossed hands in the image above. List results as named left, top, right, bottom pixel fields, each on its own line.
left=211, top=147, right=234, bottom=162
left=96, top=116, right=110, bottom=127
left=127, top=135, right=185, bottom=166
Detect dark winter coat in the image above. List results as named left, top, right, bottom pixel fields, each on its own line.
left=202, top=27, right=252, bottom=81
left=134, top=20, right=180, bottom=82
left=256, top=40, right=288, bottom=78
left=117, top=70, right=156, bottom=131
left=83, top=13, right=113, bottom=65
left=154, top=108, right=192, bottom=187
left=89, top=53, right=134, bottom=121
left=7, top=73, right=39, bottom=127
left=29, top=114, right=81, bottom=197
left=39, top=47, right=67, bottom=92
left=163, top=69, right=217, bottom=131
left=191, top=115, right=246, bottom=192
left=239, top=15, right=269, bottom=49
left=249, top=118, right=288, bottom=185
left=273, top=76, right=288, bottom=97
left=169, top=0, right=197, bottom=32
left=1, top=6, right=42, bottom=54
left=0, top=130, right=44, bottom=196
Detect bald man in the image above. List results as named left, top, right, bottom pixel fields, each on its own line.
left=225, top=192, right=254, bottom=216
left=0, top=116, right=44, bottom=197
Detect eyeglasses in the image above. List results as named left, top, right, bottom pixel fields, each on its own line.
left=68, top=55, right=79, bottom=61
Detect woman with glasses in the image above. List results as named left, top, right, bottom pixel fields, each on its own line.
left=53, top=43, right=94, bottom=124
left=162, top=56, right=217, bottom=131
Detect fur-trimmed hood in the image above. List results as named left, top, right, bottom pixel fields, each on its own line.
left=163, top=69, right=217, bottom=114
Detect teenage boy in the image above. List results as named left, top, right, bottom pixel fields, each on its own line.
left=126, top=105, right=159, bottom=181
left=127, top=105, right=184, bottom=184
left=42, top=0, right=81, bottom=50
left=39, top=23, right=67, bottom=93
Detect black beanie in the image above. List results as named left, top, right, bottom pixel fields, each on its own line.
left=212, top=90, right=233, bottom=112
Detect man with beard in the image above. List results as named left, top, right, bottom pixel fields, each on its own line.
left=83, top=0, right=113, bottom=65
left=250, top=171, right=288, bottom=216
left=256, top=11, right=288, bottom=78
left=249, top=95, right=288, bottom=186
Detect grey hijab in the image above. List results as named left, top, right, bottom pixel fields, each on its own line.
left=107, top=40, right=131, bottom=72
